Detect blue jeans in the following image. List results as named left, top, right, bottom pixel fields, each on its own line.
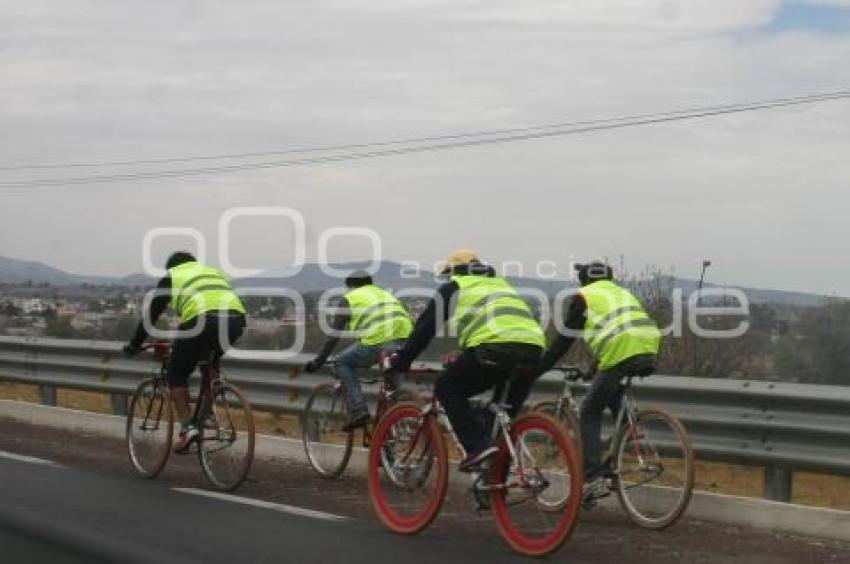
left=337, top=340, right=404, bottom=413
left=580, top=354, right=655, bottom=474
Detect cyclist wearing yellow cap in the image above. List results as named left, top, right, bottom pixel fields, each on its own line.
left=387, top=249, right=545, bottom=471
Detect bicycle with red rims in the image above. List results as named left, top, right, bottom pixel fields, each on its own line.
left=368, top=368, right=583, bottom=557
left=125, top=339, right=256, bottom=491
left=536, top=366, right=694, bottom=530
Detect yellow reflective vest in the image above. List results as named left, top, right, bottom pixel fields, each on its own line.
left=450, top=275, right=545, bottom=349
left=344, top=284, right=412, bottom=346
left=579, top=280, right=660, bottom=370
left=168, top=262, right=245, bottom=323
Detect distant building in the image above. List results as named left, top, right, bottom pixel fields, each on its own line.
left=56, top=304, right=79, bottom=317
left=21, top=298, right=49, bottom=315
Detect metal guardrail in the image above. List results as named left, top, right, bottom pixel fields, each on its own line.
left=0, top=336, right=849, bottom=503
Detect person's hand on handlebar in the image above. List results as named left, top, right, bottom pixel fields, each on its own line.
left=304, top=357, right=325, bottom=373
left=122, top=343, right=142, bottom=358
left=382, top=352, right=410, bottom=374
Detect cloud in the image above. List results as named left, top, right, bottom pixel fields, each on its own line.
left=799, top=0, right=850, bottom=7
left=0, top=1, right=849, bottom=295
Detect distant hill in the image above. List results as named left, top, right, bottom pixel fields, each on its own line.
left=0, top=255, right=154, bottom=287
left=0, top=254, right=830, bottom=306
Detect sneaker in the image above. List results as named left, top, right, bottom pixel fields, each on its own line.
left=342, top=409, right=370, bottom=432
left=173, top=425, right=199, bottom=454
left=584, top=461, right=615, bottom=482
left=581, top=475, right=614, bottom=510
left=459, top=444, right=498, bottom=473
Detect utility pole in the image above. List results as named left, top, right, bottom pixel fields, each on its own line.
left=694, top=259, right=712, bottom=374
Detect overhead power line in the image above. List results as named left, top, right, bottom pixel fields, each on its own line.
left=1, top=90, right=848, bottom=189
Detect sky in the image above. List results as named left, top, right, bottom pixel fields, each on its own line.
left=1, top=0, right=850, bottom=295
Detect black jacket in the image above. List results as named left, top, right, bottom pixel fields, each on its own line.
left=311, top=295, right=352, bottom=365
left=538, top=293, right=587, bottom=374
left=129, top=275, right=172, bottom=348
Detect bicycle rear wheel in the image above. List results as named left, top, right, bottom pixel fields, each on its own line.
left=368, top=402, right=448, bottom=535
left=198, top=382, right=256, bottom=491
left=302, top=383, right=354, bottom=478
left=614, top=408, right=694, bottom=529
left=490, top=412, right=582, bottom=557
left=126, top=378, right=173, bottom=478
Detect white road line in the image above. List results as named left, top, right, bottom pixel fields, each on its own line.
left=0, top=450, right=61, bottom=467
left=172, top=487, right=349, bottom=522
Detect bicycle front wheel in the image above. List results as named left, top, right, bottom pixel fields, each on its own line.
left=302, top=383, right=354, bottom=478
left=614, top=408, right=694, bottom=529
left=126, top=378, right=173, bottom=479
left=490, top=412, right=582, bottom=557
left=368, top=402, right=448, bottom=535
left=198, top=383, right=256, bottom=491
left=531, top=400, right=581, bottom=455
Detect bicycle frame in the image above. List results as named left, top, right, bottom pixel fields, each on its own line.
left=396, top=395, right=534, bottom=494
left=553, top=370, right=642, bottom=464
left=325, top=358, right=401, bottom=449
left=141, top=340, right=230, bottom=435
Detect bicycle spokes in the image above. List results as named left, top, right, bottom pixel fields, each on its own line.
left=368, top=404, right=448, bottom=534
left=489, top=412, right=581, bottom=557
left=615, top=409, right=694, bottom=529
left=198, top=384, right=256, bottom=491
left=127, top=378, right=173, bottom=479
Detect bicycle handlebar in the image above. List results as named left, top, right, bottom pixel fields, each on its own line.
left=554, top=365, right=649, bottom=387
left=553, top=365, right=592, bottom=382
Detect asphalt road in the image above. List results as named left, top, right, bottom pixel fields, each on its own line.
left=0, top=418, right=847, bottom=564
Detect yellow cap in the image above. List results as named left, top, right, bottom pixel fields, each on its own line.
left=439, top=248, right=480, bottom=274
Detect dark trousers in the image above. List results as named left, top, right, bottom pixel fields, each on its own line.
left=167, top=314, right=246, bottom=388
left=434, top=343, right=542, bottom=453
left=580, top=353, right=655, bottom=473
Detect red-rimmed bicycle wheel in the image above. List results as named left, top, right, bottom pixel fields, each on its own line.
left=490, top=411, right=582, bottom=557
left=368, top=402, right=448, bottom=535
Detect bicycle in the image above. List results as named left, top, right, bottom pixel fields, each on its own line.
left=301, top=353, right=421, bottom=479
left=126, top=339, right=256, bottom=491
left=367, top=376, right=583, bottom=557
left=535, top=365, right=694, bottom=530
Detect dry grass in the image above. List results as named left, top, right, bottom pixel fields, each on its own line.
left=1, top=383, right=848, bottom=510
left=0, top=381, right=40, bottom=403
left=56, top=388, right=112, bottom=414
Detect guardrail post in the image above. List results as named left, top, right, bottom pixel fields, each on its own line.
left=38, top=384, right=57, bottom=406
left=763, top=466, right=793, bottom=502
left=110, top=393, right=128, bottom=416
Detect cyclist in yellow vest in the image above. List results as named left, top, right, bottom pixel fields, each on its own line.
left=305, top=271, right=413, bottom=431
left=387, top=250, right=545, bottom=471
left=538, top=261, right=661, bottom=482
left=123, top=252, right=247, bottom=452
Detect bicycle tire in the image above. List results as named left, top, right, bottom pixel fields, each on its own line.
left=490, top=411, right=582, bottom=557
left=531, top=400, right=582, bottom=452
left=198, top=382, right=256, bottom=491
left=368, top=402, right=448, bottom=535
left=302, top=383, right=354, bottom=479
left=614, top=407, right=694, bottom=529
left=126, top=378, right=173, bottom=479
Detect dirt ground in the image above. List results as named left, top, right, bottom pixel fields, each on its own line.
left=1, top=381, right=849, bottom=511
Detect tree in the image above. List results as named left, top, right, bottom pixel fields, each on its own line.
left=45, top=316, right=75, bottom=338
left=775, top=299, right=850, bottom=386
